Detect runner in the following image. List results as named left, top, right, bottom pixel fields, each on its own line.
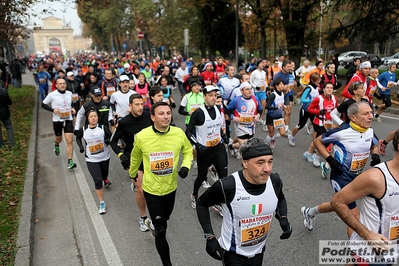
left=175, top=62, right=189, bottom=99
left=65, top=71, right=80, bottom=117
left=110, top=94, right=153, bottom=232
left=129, top=102, right=193, bottom=266
left=179, top=81, right=205, bottom=168
left=76, top=109, right=112, bottom=214
left=301, top=101, right=380, bottom=237
left=265, top=78, right=289, bottom=148
left=250, top=60, right=267, bottom=126
left=226, top=81, right=262, bottom=158
left=134, top=72, right=151, bottom=107
left=331, top=129, right=399, bottom=264
left=379, top=129, right=398, bottom=156
left=186, top=85, right=228, bottom=211
left=35, top=64, right=52, bottom=100
left=109, top=75, right=136, bottom=120
left=196, top=138, right=292, bottom=264
left=98, top=68, right=118, bottom=101
left=41, top=77, right=77, bottom=170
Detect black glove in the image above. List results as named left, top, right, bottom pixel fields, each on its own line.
left=370, top=154, right=381, bottom=167
left=74, top=130, right=79, bottom=136
left=79, top=148, right=84, bottom=153
left=120, top=154, right=130, bottom=170
left=206, top=237, right=224, bottom=260
left=319, top=109, right=327, bottom=116
left=170, top=102, right=176, bottom=109
left=131, top=174, right=138, bottom=182
left=221, top=134, right=229, bottom=144
left=178, top=167, right=189, bottom=179
left=297, top=81, right=301, bottom=87
left=255, top=86, right=260, bottom=90
left=279, top=217, right=292, bottom=240
left=195, top=143, right=208, bottom=154
left=326, top=155, right=343, bottom=175
left=109, top=120, right=115, bottom=127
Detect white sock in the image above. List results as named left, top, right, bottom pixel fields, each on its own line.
left=272, top=133, right=281, bottom=140
left=285, top=125, right=289, bottom=131
left=266, top=135, right=272, bottom=142
left=308, top=206, right=320, bottom=217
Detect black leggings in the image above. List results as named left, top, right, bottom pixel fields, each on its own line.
left=86, top=159, right=109, bottom=189
left=144, top=190, right=176, bottom=266
left=194, top=143, right=228, bottom=196
left=223, top=251, right=264, bottom=266
left=296, top=108, right=314, bottom=130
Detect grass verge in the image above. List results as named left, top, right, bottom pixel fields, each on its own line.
left=0, top=85, right=36, bottom=265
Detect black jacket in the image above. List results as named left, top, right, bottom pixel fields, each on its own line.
left=0, top=87, right=12, bottom=119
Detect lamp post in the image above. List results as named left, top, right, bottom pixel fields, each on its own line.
left=318, top=1, right=324, bottom=58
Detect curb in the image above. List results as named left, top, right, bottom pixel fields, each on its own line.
left=14, top=88, right=39, bottom=266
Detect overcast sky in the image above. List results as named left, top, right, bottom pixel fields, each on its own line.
left=30, top=0, right=82, bottom=35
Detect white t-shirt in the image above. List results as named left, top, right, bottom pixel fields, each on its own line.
left=42, top=90, right=73, bottom=122
left=110, top=90, right=136, bottom=118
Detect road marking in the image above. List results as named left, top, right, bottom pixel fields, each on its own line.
left=381, top=114, right=399, bottom=121
left=71, top=152, right=123, bottom=265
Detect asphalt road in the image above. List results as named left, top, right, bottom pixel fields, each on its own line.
left=30, top=81, right=399, bottom=266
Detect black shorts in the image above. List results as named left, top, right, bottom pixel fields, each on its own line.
left=237, top=134, right=254, bottom=140
left=266, top=114, right=283, bottom=126
left=53, top=121, right=74, bottom=136
left=313, top=124, right=327, bottom=137
left=288, top=95, right=294, bottom=102
left=381, top=94, right=392, bottom=108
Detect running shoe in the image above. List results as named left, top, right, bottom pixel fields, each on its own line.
left=379, top=139, right=386, bottom=156
left=303, top=151, right=313, bottom=163
left=288, top=135, right=295, bottom=147
left=263, top=123, right=268, bottom=132
left=301, top=206, right=314, bottom=231
left=202, top=180, right=211, bottom=189
left=306, top=122, right=314, bottom=135
left=236, top=151, right=242, bottom=159
left=190, top=194, right=197, bottom=209
left=99, top=201, right=106, bottom=214
left=212, top=205, right=223, bottom=217
left=54, top=144, right=60, bottom=156
left=312, top=154, right=320, bottom=167
left=131, top=182, right=137, bottom=192
left=257, top=119, right=265, bottom=125
left=286, top=129, right=292, bottom=136
left=104, top=179, right=112, bottom=188
left=192, top=160, right=198, bottom=168
left=372, top=116, right=383, bottom=122
left=209, top=167, right=218, bottom=182
left=269, top=140, right=275, bottom=149
left=145, top=218, right=155, bottom=238
left=67, top=160, right=77, bottom=170
left=320, top=162, right=330, bottom=179
left=139, top=217, right=150, bottom=232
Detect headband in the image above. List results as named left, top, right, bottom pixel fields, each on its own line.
left=242, top=144, right=273, bottom=160
left=359, top=61, right=371, bottom=69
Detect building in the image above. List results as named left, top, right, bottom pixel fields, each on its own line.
left=31, top=16, right=91, bottom=55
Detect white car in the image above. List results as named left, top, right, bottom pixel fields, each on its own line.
left=338, top=51, right=367, bottom=66
left=383, top=53, right=399, bottom=67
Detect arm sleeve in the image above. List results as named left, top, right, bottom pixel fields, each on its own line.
left=76, top=128, right=84, bottom=151
left=266, top=93, right=277, bottom=110
left=225, top=97, right=237, bottom=111
left=41, top=102, right=54, bottom=112
left=185, top=109, right=203, bottom=143
left=129, top=136, right=142, bottom=178
left=110, top=123, right=124, bottom=154
left=307, top=97, right=320, bottom=115
left=74, top=106, right=85, bottom=130
left=178, top=105, right=189, bottom=116
left=376, top=78, right=384, bottom=89
left=330, top=108, right=343, bottom=126
left=104, top=126, right=112, bottom=144
left=341, top=82, right=354, bottom=99
left=270, top=173, right=288, bottom=219
left=180, top=130, right=194, bottom=169
left=300, top=87, right=312, bottom=104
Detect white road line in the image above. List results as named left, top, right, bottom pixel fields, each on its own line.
left=72, top=152, right=123, bottom=265
left=380, top=114, right=399, bottom=121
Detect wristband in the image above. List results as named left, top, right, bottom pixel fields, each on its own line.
left=118, top=152, right=123, bottom=158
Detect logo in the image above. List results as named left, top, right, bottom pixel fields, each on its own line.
left=389, top=191, right=399, bottom=196
left=237, top=196, right=250, bottom=201
left=251, top=203, right=263, bottom=215
left=240, top=105, right=247, bottom=112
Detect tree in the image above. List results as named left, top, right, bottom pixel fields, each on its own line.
left=329, top=0, right=399, bottom=46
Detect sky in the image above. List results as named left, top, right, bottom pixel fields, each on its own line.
left=30, top=0, right=82, bottom=35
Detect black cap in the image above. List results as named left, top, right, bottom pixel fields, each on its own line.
left=90, top=86, right=102, bottom=96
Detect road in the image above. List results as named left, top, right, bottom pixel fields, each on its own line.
left=28, top=74, right=398, bottom=266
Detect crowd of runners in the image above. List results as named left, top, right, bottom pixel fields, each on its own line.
left=34, top=51, right=399, bottom=266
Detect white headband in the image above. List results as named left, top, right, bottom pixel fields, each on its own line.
left=359, top=61, right=371, bottom=69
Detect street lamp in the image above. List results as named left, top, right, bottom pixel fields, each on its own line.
left=318, top=1, right=324, bottom=58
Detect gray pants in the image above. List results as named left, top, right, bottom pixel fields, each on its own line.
left=0, top=117, right=15, bottom=147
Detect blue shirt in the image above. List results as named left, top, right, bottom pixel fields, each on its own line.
left=377, top=71, right=397, bottom=95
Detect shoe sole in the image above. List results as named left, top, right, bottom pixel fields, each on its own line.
left=212, top=206, right=223, bottom=217
left=190, top=195, right=196, bottom=209
left=301, top=207, right=313, bottom=231
left=145, top=219, right=155, bottom=238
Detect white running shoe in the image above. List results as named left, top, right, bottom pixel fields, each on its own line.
left=99, top=201, right=106, bottom=214
left=320, top=162, right=330, bottom=179
left=212, top=205, right=223, bottom=217
left=190, top=194, right=197, bottom=209
left=303, top=151, right=313, bottom=163
left=209, top=167, right=218, bottom=182
left=288, top=135, right=295, bottom=147
left=145, top=218, right=155, bottom=238
left=236, top=151, right=242, bottom=159
left=269, top=140, right=275, bottom=149
left=312, top=154, right=320, bottom=167
left=263, top=123, right=269, bottom=132
left=139, top=217, right=150, bottom=232
left=192, top=160, right=198, bottom=168
left=286, top=129, right=292, bottom=136
left=202, top=180, right=211, bottom=188
left=301, top=206, right=314, bottom=231
left=306, top=122, right=314, bottom=135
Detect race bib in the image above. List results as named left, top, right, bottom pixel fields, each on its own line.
left=149, top=151, right=174, bottom=175
left=106, top=87, right=116, bottom=95
left=350, top=152, right=369, bottom=172
left=273, top=118, right=285, bottom=129
left=239, top=114, right=254, bottom=126
left=324, top=120, right=333, bottom=131
left=389, top=215, right=399, bottom=240
left=288, top=81, right=295, bottom=90
left=204, top=80, right=211, bottom=85
left=240, top=214, right=273, bottom=247
left=217, top=72, right=224, bottom=78
left=206, top=137, right=220, bottom=147
left=72, top=93, right=79, bottom=103
left=59, top=107, right=71, bottom=120
left=190, top=103, right=202, bottom=114
left=39, top=78, right=46, bottom=84
left=87, top=140, right=104, bottom=155
left=387, top=81, right=396, bottom=88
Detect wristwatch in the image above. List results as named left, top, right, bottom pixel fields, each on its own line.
left=204, top=233, right=215, bottom=240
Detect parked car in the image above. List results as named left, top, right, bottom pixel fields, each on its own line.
left=383, top=52, right=399, bottom=67
left=338, top=51, right=367, bottom=67
left=367, top=54, right=382, bottom=68
left=381, top=52, right=399, bottom=62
